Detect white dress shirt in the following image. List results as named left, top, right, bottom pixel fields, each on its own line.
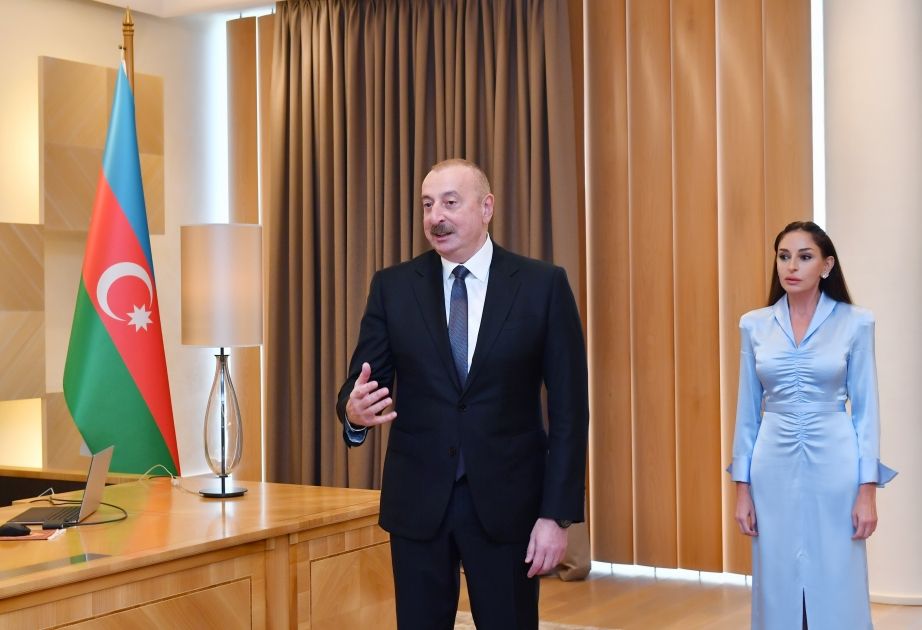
left=440, top=236, right=493, bottom=371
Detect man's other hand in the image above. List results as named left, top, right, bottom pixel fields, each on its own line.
left=524, top=517, right=568, bottom=578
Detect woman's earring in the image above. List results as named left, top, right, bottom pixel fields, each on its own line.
left=821, top=272, right=829, bottom=279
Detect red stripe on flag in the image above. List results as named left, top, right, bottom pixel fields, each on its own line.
left=81, top=170, right=180, bottom=470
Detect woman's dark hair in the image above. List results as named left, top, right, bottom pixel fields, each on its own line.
left=767, top=221, right=853, bottom=305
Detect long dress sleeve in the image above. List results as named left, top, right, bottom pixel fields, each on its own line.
left=846, top=312, right=897, bottom=486
left=729, top=319, right=764, bottom=483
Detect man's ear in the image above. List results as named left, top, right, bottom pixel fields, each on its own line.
left=481, top=193, right=495, bottom=223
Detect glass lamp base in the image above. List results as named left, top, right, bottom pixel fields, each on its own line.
left=199, top=487, right=248, bottom=498
left=200, top=350, right=247, bottom=500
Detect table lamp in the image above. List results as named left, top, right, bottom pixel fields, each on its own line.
left=181, top=223, right=262, bottom=498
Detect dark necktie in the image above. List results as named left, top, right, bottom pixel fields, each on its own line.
left=448, top=265, right=470, bottom=384
left=448, top=265, right=469, bottom=478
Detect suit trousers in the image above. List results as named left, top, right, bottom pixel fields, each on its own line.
left=389, top=477, right=539, bottom=630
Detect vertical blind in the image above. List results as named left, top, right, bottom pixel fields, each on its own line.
left=584, top=0, right=812, bottom=574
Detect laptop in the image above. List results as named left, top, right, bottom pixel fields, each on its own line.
left=7, top=445, right=114, bottom=528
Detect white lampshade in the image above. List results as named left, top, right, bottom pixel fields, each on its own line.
left=181, top=223, right=263, bottom=347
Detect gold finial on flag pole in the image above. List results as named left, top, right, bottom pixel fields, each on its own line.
left=122, top=6, right=135, bottom=90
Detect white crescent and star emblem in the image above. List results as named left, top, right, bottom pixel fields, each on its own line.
left=96, top=262, right=155, bottom=332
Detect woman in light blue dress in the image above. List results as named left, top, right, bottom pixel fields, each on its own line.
left=728, top=221, right=896, bottom=629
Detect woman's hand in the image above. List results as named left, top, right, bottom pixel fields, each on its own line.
left=852, top=484, right=878, bottom=540
left=735, top=482, right=758, bottom=536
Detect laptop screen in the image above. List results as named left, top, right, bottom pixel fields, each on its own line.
left=76, top=445, right=114, bottom=521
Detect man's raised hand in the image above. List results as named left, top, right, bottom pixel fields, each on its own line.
left=345, top=362, right=397, bottom=427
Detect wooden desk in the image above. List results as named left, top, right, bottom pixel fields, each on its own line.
left=0, top=478, right=396, bottom=629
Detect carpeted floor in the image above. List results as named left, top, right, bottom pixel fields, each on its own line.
left=454, top=611, right=615, bottom=630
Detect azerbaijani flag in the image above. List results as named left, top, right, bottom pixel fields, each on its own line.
left=63, top=64, right=181, bottom=475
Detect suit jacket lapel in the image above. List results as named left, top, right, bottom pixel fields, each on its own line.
left=411, top=251, right=462, bottom=390
left=464, top=245, right=520, bottom=395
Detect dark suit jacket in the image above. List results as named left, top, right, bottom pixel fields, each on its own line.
left=336, top=244, right=588, bottom=543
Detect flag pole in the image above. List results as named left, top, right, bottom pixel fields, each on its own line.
left=122, top=7, right=135, bottom=91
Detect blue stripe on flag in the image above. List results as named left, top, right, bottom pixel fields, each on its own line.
left=101, top=66, right=154, bottom=272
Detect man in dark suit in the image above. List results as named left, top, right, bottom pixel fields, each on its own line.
left=337, top=159, right=588, bottom=629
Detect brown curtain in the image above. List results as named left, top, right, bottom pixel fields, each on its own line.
left=265, top=0, right=580, bottom=491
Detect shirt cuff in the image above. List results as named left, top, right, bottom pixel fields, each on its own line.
left=343, top=416, right=368, bottom=446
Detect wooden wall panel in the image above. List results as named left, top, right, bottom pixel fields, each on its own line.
left=585, top=0, right=634, bottom=564
left=132, top=74, right=166, bottom=157
left=42, top=144, right=103, bottom=231
left=627, top=0, right=677, bottom=568
left=672, top=0, right=723, bottom=572
left=228, top=17, right=259, bottom=220
left=43, top=230, right=84, bottom=394
left=717, top=0, right=767, bottom=575
left=0, top=312, right=44, bottom=400
left=139, top=154, right=165, bottom=235
left=565, top=0, right=593, bottom=568
left=258, top=14, right=275, bottom=486
left=230, top=346, right=261, bottom=481
left=0, top=224, right=43, bottom=311
left=568, top=0, right=587, bottom=314
left=258, top=14, right=275, bottom=221
left=40, top=57, right=108, bottom=146
left=44, top=392, right=87, bottom=470
left=227, top=17, right=263, bottom=482
left=585, top=0, right=813, bottom=572
left=764, top=0, right=813, bottom=239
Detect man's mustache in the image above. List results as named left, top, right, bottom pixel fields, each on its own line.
left=430, top=222, right=456, bottom=236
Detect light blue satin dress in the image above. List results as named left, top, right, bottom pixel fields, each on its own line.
left=729, top=292, right=896, bottom=630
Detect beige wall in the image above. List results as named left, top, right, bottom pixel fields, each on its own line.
left=0, top=0, right=231, bottom=474
left=825, top=0, right=922, bottom=604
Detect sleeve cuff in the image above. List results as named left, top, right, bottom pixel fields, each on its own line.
left=726, top=457, right=751, bottom=483
left=343, top=417, right=368, bottom=446
left=859, top=457, right=898, bottom=487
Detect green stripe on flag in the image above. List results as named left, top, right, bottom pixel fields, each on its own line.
left=64, top=281, right=177, bottom=474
